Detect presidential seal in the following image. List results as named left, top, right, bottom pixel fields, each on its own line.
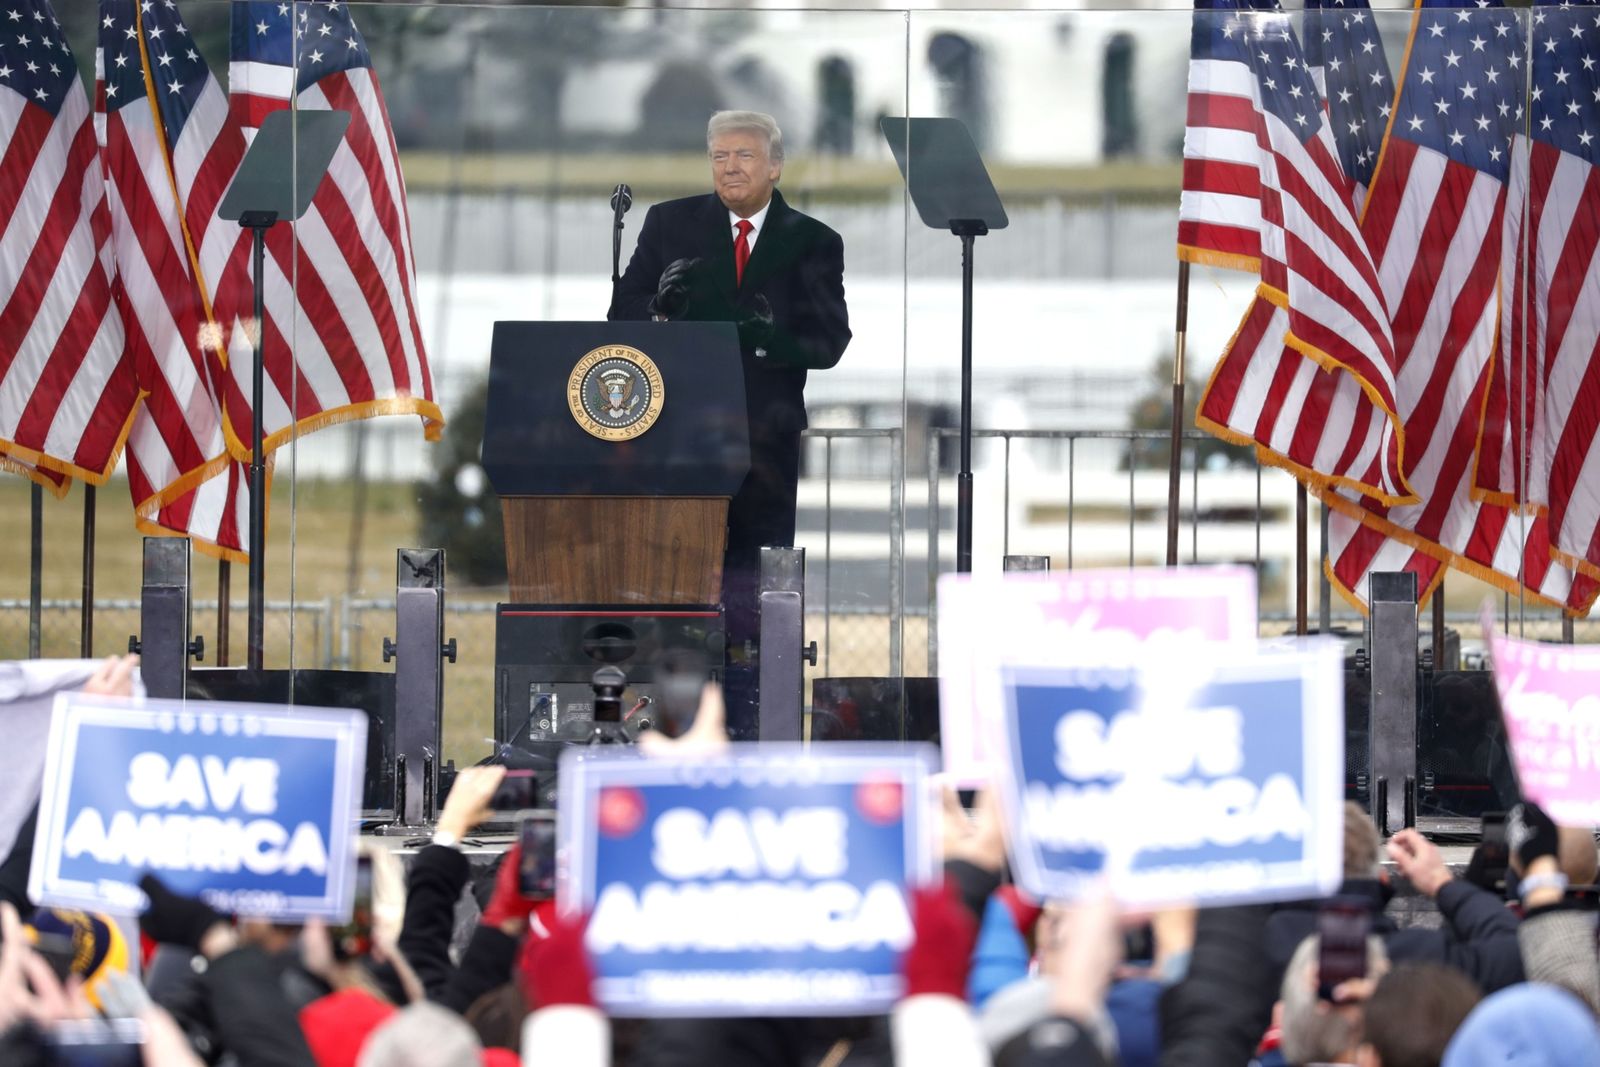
left=566, top=345, right=665, bottom=441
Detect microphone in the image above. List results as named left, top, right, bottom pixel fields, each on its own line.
left=611, top=183, right=632, bottom=285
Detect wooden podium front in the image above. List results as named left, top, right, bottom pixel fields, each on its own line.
left=482, top=320, right=750, bottom=608
left=502, top=497, right=728, bottom=604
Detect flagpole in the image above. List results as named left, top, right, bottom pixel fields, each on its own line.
left=1296, top=485, right=1308, bottom=635
left=29, top=483, right=42, bottom=658
left=1430, top=579, right=1445, bottom=668
left=80, top=485, right=95, bottom=658
left=244, top=216, right=275, bottom=672
left=1167, top=261, right=1190, bottom=568
left=1516, top=11, right=1534, bottom=640
left=217, top=559, right=231, bottom=667
left=1319, top=504, right=1331, bottom=633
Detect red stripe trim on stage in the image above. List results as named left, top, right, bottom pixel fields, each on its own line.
left=499, top=610, right=723, bottom=618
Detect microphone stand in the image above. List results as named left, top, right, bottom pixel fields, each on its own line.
left=611, top=185, right=631, bottom=285
left=612, top=216, right=623, bottom=284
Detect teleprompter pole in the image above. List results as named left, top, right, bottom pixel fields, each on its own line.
left=216, top=107, right=348, bottom=670
left=955, top=221, right=988, bottom=574
left=242, top=211, right=277, bottom=672
left=876, top=119, right=1004, bottom=575
left=1166, top=261, right=1190, bottom=567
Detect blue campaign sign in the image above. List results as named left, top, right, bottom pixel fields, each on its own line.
left=29, top=694, right=366, bottom=920
left=558, top=743, right=938, bottom=1017
left=993, top=643, right=1344, bottom=907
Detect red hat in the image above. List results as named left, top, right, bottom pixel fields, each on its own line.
left=298, top=989, right=397, bottom=1067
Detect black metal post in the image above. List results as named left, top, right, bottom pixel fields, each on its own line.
left=1167, top=261, right=1190, bottom=567
left=758, top=547, right=808, bottom=742
left=345, top=423, right=369, bottom=601
left=217, top=559, right=231, bottom=667
left=1319, top=504, right=1332, bottom=633
left=242, top=213, right=277, bottom=671
left=1369, top=571, right=1419, bottom=835
left=29, top=482, right=42, bottom=658
left=1296, top=485, right=1308, bottom=635
left=1431, top=579, right=1446, bottom=668
left=80, top=485, right=95, bottom=657
left=954, top=222, right=987, bottom=573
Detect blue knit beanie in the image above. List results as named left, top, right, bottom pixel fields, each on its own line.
left=1442, top=984, right=1600, bottom=1066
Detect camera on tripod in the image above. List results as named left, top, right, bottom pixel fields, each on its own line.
left=582, top=664, right=645, bottom=745
left=458, top=653, right=709, bottom=817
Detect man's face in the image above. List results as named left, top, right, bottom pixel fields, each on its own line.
left=711, top=129, right=781, bottom=218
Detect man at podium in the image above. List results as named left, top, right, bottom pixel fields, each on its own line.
left=608, top=110, right=851, bottom=733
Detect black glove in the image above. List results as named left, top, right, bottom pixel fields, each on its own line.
left=737, top=293, right=775, bottom=350
left=649, top=257, right=699, bottom=319
left=1507, top=801, right=1560, bottom=869
left=139, top=874, right=226, bottom=952
left=1462, top=839, right=1509, bottom=894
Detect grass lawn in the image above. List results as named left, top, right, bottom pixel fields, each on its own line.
left=3, top=471, right=1590, bottom=767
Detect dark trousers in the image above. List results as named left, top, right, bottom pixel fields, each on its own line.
left=721, top=430, right=801, bottom=740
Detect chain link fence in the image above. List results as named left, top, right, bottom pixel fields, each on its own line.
left=9, top=426, right=1600, bottom=765
left=0, top=599, right=333, bottom=667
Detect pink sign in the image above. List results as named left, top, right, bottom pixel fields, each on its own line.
left=937, top=567, right=1258, bottom=785
left=1487, top=622, right=1600, bottom=827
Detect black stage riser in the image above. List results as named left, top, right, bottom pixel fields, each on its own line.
left=812, top=670, right=1515, bottom=821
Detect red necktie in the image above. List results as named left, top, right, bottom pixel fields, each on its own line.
left=734, top=219, right=753, bottom=285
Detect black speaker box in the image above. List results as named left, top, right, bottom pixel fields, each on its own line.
left=186, top=668, right=396, bottom=815
left=811, top=667, right=1514, bottom=821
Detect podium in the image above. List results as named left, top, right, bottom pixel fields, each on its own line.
left=482, top=321, right=749, bottom=745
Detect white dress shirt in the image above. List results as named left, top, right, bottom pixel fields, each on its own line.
left=729, top=198, right=773, bottom=254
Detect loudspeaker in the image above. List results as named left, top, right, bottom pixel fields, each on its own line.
left=186, top=668, right=396, bottom=815
left=810, top=677, right=940, bottom=743
left=1416, top=670, right=1517, bottom=819
left=810, top=667, right=1514, bottom=823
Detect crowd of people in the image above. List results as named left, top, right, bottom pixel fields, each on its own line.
left=1, top=659, right=1599, bottom=1066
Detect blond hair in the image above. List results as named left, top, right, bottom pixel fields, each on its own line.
left=707, top=110, right=784, bottom=163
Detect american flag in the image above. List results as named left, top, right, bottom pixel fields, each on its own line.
left=0, top=455, right=68, bottom=496
left=98, top=0, right=251, bottom=560
left=1186, top=0, right=1411, bottom=505
left=1179, top=0, right=1275, bottom=271
left=1323, top=0, right=1596, bottom=613
left=214, top=0, right=441, bottom=459
left=0, top=0, right=132, bottom=492
left=1302, top=0, right=1393, bottom=213
left=134, top=457, right=252, bottom=557
left=1477, top=0, right=1600, bottom=599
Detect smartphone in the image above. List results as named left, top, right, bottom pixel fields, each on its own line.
left=1474, top=811, right=1510, bottom=894
left=331, top=855, right=374, bottom=960
left=45, top=1019, right=145, bottom=1067
left=519, top=814, right=558, bottom=899
left=1317, top=897, right=1372, bottom=1000
left=491, top=769, right=540, bottom=811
